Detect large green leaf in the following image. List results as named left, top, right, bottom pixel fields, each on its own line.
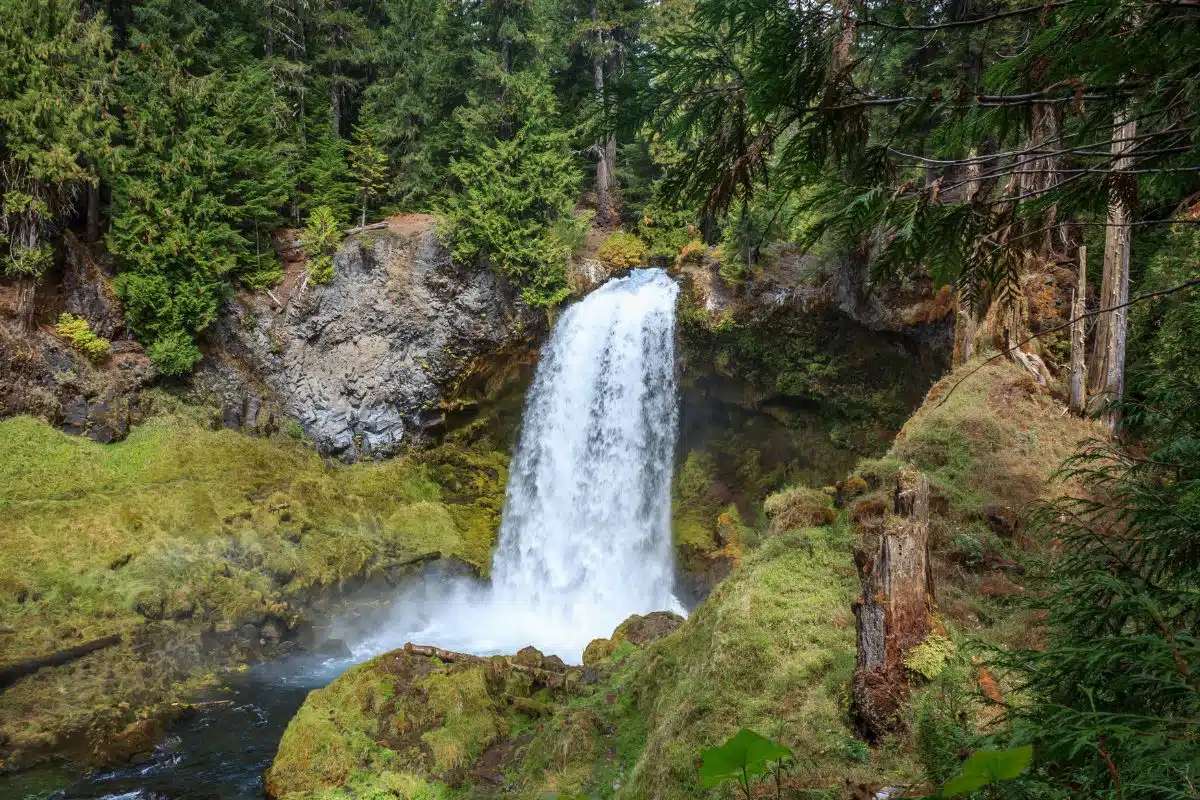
left=940, top=746, right=1033, bottom=797
left=699, top=729, right=793, bottom=788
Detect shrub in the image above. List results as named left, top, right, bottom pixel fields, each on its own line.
left=146, top=329, right=202, bottom=376
left=675, top=238, right=707, bottom=266
left=596, top=231, right=648, bottom=269
left=55, top=314, right=110, bottom=362
left=301, top=205, right=344, bottom=285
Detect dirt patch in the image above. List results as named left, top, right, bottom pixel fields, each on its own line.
left=386, top=213, right=438, bottom=237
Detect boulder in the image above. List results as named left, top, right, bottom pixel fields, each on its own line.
left=613, top=611, right=685, bottom=646
left=513, top=646, right=545, bottom=668
left=196, top=225, right=540, bottom=459
left=582, top=637, right=618, bottom=667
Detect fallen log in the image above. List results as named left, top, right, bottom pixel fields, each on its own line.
left=343, top=221, right=388, bottom=236
left=0, top=634, right=122, bottom=690
left=404, top=642, right=476, bottom=663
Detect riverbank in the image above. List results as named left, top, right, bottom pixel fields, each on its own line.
left=0, top=405, right=508, bottom=773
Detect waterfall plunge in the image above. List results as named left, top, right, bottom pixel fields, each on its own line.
left=356, top=268, right=683, bottom=663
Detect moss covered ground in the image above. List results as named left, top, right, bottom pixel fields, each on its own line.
left=0, top=407, right=507, bottom=771
left=266, top=357, right=1103, bottom=799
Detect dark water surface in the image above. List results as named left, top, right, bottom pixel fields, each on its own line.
left=2, top=655, right=353, bottom=800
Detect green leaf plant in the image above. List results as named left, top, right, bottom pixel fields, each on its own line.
left=700, top=728, right=793, bottom=799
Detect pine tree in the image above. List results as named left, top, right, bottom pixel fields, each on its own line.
left=105, top=0, right=294, bottom=373
left=348, top=125, right=389, bottom=228
left=0, top=0, right=115, bottom=321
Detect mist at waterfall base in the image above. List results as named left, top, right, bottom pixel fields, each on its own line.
left=343, top=267, right=684, bottom=664
left=7, top=268, right=683, bottom=799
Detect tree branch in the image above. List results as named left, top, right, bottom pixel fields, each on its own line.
left=858, top=2, right=1073, bottom=31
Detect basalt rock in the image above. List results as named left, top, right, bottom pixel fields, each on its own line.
left=195, top=222, right=539, bottom=458
left=0, top=239, right=155, bottom=442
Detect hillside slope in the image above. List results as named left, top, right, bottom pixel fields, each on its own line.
left=264, top=358, right=1101, bottom=798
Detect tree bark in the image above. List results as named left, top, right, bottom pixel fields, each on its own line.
left=86, top=181, right=101, bottom=245
left=1068, top=245, right=1088, bottom=415
left=331, top=82, right=342, bottom=138
left=952, top=286, right=979, bottom=367
left=590, top=0, right=615, bottom=228
left=1087, top=114, right=1136, bottom=433
left=851, top=468, right=934, bottom=740
left=1016, top=103, right=1064, bottom=258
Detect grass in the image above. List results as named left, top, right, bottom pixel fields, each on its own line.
left=618, top=524, right=918, bottom=798
left=0, top=411, right=508, bottom=771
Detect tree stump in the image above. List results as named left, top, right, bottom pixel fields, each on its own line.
left=851, top=468, right=934, bottom=740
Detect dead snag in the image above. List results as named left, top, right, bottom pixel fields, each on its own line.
left=851, top=468, right=934, bottom=740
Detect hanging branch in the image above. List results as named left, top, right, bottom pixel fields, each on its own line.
left=934, top=276, right=1200, bottom=409
left=858, top=2, right=1074, bottom=31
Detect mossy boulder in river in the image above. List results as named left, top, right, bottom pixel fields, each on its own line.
left=264, top=644, right=576, bottom=799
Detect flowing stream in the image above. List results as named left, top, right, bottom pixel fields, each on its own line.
left=24, top=267, right=682, bottom=798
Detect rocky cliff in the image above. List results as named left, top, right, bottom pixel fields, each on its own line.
left=0, top=239, right=154, bottom=443
left=191, top=217, right=540, bottom=459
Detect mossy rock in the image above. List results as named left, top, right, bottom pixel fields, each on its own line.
left=763, top=486, right=836, bottom=534
left=265, top=651, right=506, bottom=798
left=582, top=637, right=618, bottom=667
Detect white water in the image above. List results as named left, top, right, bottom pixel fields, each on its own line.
left=353, top=268, right=683, bottom=663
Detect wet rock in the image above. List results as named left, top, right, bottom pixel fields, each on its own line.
left=260, top=620, right=283, bottom=644
left=513, top=646, right=545, bottom=668
left=315, top=638, right=352, bottom=658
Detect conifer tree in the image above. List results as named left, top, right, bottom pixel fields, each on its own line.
left=0, top=0, right=114, bottom=322
left=349, top=126, right=389, bottom=228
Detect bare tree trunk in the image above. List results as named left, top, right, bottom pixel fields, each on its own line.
left=1016, top=104, right=1063, bottom=258
left=952, top=287, right=978, bottom=367
left=331, top=82, right=341, bottom=138
left=1087, top=114, right=1136, bottom=433
left=851, top=468, right=934, bottom=740
left=86, top=182, right=101, bottom=245
left=590, top=0, right=615, bottom=228
left=1069, top=245, right=1088, bottom=415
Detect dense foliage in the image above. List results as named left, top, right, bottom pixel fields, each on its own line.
left=0, top=0, right=692, bottom=363
left=648, top=1, right=1200, bottom=796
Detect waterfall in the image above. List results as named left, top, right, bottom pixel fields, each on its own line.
left=358, top=268, right=682, bottom=663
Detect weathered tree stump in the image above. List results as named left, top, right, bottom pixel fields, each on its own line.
left=851, top=468, right=934, bottom=740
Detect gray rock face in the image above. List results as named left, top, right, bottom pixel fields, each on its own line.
left=200, top=226, right=538, bottom=458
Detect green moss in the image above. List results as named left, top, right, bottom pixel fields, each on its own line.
left=882, top=359, right=1099, bottom=514
left=267, top=658, right=410, bottom=796
left=616, top=524, right=918, bottom=798
left=420, top=667, right=504, bottom=773
left=0, top=413, right=508, bottom=769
